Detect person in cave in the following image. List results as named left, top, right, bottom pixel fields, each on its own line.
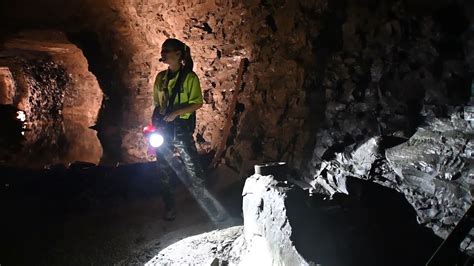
left=152, top=38, right=205, bottom=221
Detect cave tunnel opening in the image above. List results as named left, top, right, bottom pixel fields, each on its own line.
left=66, top=30, right=124, bottom=164
left=0, top=30, right=104, bottom=168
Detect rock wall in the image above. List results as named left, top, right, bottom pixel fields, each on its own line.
left=303, top=0, right=474, bottom=255
left=2, top=0, right=324, bottom=166
left=2, top=56, right=69, bottom=122
left=309, top=110, right=474, bottom=255
left=306, top=0, right=474, bottom=176
left=0, top=30, right=104, bottom=167
left=1, top=0, right=473, bottom=172
left=0, top=67, right=15, bottom=105
left=76, top=0, right=325, bottom=166
left=1, top=30, right=103, bottom=125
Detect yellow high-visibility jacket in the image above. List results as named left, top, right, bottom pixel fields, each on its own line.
left=153, top=69, right=203, bottom=120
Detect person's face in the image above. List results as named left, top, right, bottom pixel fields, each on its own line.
left=160, top=45, right=181, bottom=66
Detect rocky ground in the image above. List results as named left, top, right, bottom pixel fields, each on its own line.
left=0, top=163, right=244, bottom=265
left=126, top=225, right=245, bottom=265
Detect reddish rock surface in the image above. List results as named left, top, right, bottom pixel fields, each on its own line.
left=77, top=0, right=324, bottom=168
left=0, top=67, right=15, bottom=105
left=0, top=30, right=104, bottom=167
left=1, top=0, right=472, bottom=173
left=2, top=0, right=323, bottom=167
left=3, top=30, right=103, bottom=125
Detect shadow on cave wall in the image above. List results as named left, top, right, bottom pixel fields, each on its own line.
left=67, top=31, right=124, bottom=165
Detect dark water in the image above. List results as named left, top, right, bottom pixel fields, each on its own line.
left=0, top=115, right=102, bottom=168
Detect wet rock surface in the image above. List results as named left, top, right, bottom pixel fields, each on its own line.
left=0, top=31, right=104, bottom=168
left=310, top=110, right=474, bottom=255
left=386, top=111, right=474, bottom=246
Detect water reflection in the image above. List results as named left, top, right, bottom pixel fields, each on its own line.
left=1, top=117, right=102, bottom=169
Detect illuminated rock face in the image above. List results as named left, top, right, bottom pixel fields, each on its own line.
left=3, top=31, right=103, bottom=126
left=1, top=0, right=473, bottom=171
left=0, top=30, right=103, bottom=167
left=75, top=0, right=323, bottom=165
left=0, top=67, right=15, bottom=105
left=2, top=0, right=319, bottom=165
left=242, top=174, right=308, bottom=265
left=2, top=0, right=323, bottom=165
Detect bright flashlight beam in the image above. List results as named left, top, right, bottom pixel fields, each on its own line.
left=159, top=145, right=229, bottom=224
left=149, top=133, right=164, bottom=148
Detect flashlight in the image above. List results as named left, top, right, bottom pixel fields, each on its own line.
left=149, top=132, right=164, bottom=148
left=144, top=124, right=166, bottom=151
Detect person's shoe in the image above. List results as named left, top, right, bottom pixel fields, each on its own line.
left=163, top=208, right=176, bottom=221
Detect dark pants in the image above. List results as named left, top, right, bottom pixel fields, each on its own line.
left=155, top=119, right=204, bottom=211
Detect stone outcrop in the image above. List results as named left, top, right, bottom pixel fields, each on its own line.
left=386, top=112, right=473, bottom=242
left=310, top=110, right=474, bottom=254
left=143, top=172, right=441, bottom=265
left=242, top=174, right=308, bottom=265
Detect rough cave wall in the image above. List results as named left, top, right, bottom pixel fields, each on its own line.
left=0, top=67, right=15, bottom=105
left=306, top=0, right=474, bottom=176
left=77, top=0, right=326, bottom=167
left=0, top=30, right=104, bottom=166
left=1, top=31, right=103, bottom=125
left=0, top=55, right=69, bottom=122
left=76, top=0, right=473, bottom=170
left=0, top=0, right=355, bottom=169
left=302, top=0, right=474, bottom=254
left=2, top=0, right=472, bottom=172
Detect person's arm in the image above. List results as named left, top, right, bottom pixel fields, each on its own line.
left=164, top=73, right=203, bottom=122
left=152, top=72, right=165, bottom=124
left=164, top=103, right=202, bottom=122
